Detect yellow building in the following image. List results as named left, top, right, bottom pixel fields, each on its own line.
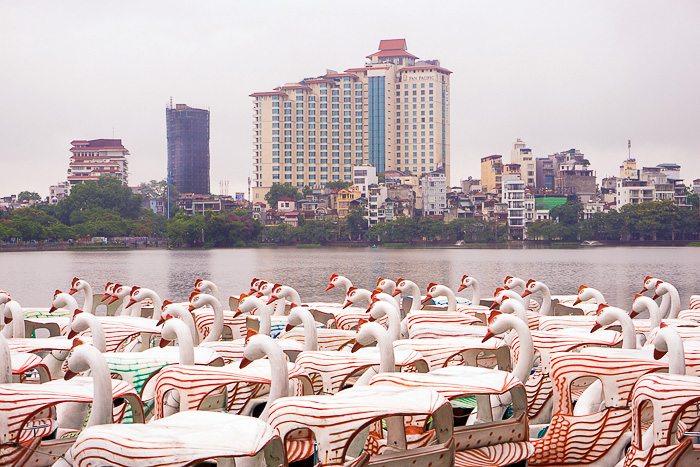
left=251, top=39, right=451, bottom=205
left=330, top=185, right=361, bottom=218
left=481, top=155, right=503, bottom=194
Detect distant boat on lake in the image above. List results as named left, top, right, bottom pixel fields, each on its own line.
left=580, top=240, right=603, bottom=246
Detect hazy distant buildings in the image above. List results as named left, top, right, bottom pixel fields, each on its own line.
left=250, top=39, right=451, bottom=206
left=421, top=168, right=447, bottom=216
left=166, top=103, right=210, bottom=195
left=510, top=139, right=535, bottom=187
left=480, top=155, right=503, bottom=195
left=67, top=139, right=129, bottom=186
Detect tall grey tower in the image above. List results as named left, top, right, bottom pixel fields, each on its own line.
left=166, top=103, right=210, bottom=195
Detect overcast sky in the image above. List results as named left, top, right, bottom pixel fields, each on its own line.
left=3, top=0, right=699, bottom=198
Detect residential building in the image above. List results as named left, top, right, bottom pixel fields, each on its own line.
left=582, top=201, right=609, bottom=220
left=366, top=184, right=389, bottom=225
left=620, top=158, right=638, bottom=179
left=420, top=168, right=447, bottom=216
left=250, top=39, right=451, bottom=205
left=67, top=139, right=129, bottom=186
left=501, top=174, right=526, bottom=239
left=550, top=149, right=597, bottom=203
left=535, top=157, right=555, bottom=191
left=277, top=197, right=297, bottom=212
left=383, top=169, right=419, bottom=188
left=510, top=139, right=536, bottom=187
left=480, top=155, right=503, bottom=195
left=616, top=179, right=655, bottom=208
left=693, top=179, right=700, bottom=195
left=640, top=167, right=674, bottom=201
left=600, top=177, right=617, bottom=204
left=329, top=186, right=361, bottom=218
left=657, top=163, right=681, bottom=182
left=460, top=177, right=481, bottom=194
left=353, top=165, right=378, bottom=197
left=49, top=181, right=71, bottom=204
left=167, top=103, right=210, bottom=195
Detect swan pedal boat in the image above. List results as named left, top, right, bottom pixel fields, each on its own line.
left=624, top=373, right=700, bottom=467
left=529, top=349, right=669, bottom=466
left=294, top=347, right=429, bottom=394
left=369, top=366, right=535, bottom=467
left=0, top=377, right=143, bottom=466
left=151, top=358, right=313, bottom=419
left=268, top=385, right=455, bottom=466
left=61, top=411, right=286, bottom=467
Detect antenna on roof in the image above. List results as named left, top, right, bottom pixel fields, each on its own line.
left=169, top=96, right=173, bottom=110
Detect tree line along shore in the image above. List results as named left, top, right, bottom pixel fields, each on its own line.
left=2, top=178, right=699, bottom=248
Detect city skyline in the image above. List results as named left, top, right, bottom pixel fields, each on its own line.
left=2, top=1, right=699, bottom=198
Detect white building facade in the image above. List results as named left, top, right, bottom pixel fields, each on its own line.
left=501, top=174, right=526, bottom=238
left=67, top=139, right=129, bottom=186
left=420, top=169, right=447, bottom=216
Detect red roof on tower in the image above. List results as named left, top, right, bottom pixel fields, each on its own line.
left=367, top=38, right=418, bottom=59
left=378, top=39, right=407, bottom=51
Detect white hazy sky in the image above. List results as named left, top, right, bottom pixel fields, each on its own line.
left=3, top=1, right=700, bottom=198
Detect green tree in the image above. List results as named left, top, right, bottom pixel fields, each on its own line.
left=17, top=191, right=41, bottom=202
left=344, top=206, right=367, bottom=240
left=264, top=184, right=301, bottom=208
left=301, top=186, right=313, bottom=197
left=55, top=177, right=142, bottom=224
left=550, top=200, right=583, bottom=226
left=324, top=181, right=352, bottom=191
left=166, top=213, right=205, bottom=246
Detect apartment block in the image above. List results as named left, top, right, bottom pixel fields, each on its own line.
left=511, top=139, right=536, bottom=187
left=67, top=139, right=129, bottom=187
left=502, top=174, right=526, bottom=239
left=353, top=164, right=378, bottom=198
left=420, top=168, right=447, bottom=216
left=250, top=39, right=451, bottom=206
left=480, top=155, right=503, bottom=195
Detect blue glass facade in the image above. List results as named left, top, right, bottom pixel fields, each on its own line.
left=368, top=76, right=385, bottom=172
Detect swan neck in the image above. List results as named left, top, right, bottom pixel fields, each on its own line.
left=647, top=301, right=661, bottom=330
left=471, top=282, right=480, bottom=305
left=659, top=294, right=670, bottom=319
left=84, top=315, right=107, bottom=353
left=668, top=287, right=680, bottom=319
left=376, top=331, right=396, bottom=373
left=618, top=314, right=637, bottom=349
left=81, top=349, right=113, bottom=427
left=261, top=342, right=290, bottom=421
left=273, top=299, right=285, bottom=316
left=300, top=309, right=318, bottom=352
left=202, top=298, right=224, bottom=343
left=445, top=288, right=456, bottom=311
left=8, top=302, right=25, bottom=338
left=0, top=334, right=11, bottom=384
left=510, top=320, right=534, bottom=384
left=409, top=284, right=421, bottom=311
left=258, top=304, right=272, bottom=336
left=83, top=285, right=94, bottom=314
left=539, top=285, right=551, bottom=315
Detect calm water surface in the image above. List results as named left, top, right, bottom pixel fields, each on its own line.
left=0, top=246, right=698, bottom=309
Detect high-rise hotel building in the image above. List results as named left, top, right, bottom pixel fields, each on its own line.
left=250, top=39, right=451, bottom=204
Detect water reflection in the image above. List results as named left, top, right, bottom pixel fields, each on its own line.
left=0, top=246, right=697, bottom=309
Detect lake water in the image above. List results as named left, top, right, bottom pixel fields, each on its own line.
left=0, top=246, right=698, bottom=310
